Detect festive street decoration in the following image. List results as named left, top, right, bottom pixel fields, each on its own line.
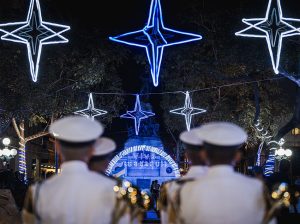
left=109, top=0, right=202, bottom=87
left=12, top=118, right=48, bottom=181
left=235, top=0, right=300, bottom=74
left=74, top=93, right=107, bottom=121
left=170, top=91, right=206, bottom=131
left=106, top=145, right=180, bottom=178
left=254, top=120, right=272, bottom=166
left=121, top=95, right=155, bottom=135
left=0, top=0, right=70, bottom=82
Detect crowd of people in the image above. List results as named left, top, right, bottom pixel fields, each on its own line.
left=0, top=116, right=299, bottom=223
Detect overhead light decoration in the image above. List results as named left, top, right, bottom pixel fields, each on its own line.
left=235, top=0, right=300, bottom=74
left=0, top=0, right=70, bottom=82
left=120, top=95, right=155, bottom=135
left=170, top=91, right=206, bottom=131
left=109, top=0, right=202, bottom=87
left=74, top=93, right=108, bottom=121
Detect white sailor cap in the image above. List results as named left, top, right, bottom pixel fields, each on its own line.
left=180, top=128, right=203, bottom=147
left=49, top=116, right=104, bottom=143
left=196, top=122, right=247, bottom=147
left=93, top=137, right=116, bottom=156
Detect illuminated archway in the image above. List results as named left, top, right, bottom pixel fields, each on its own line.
left=106, top=145, right=180, bottom=187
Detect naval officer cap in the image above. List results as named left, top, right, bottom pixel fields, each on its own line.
left=196, top=122, right=247, bottom=149
left=49, top=116, right=104, bottom=143
left=93, top=137, right=116, bottom=156
left=180, top=128, right=204, bottom=150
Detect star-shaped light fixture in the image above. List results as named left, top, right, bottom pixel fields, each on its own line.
left=235, top=0, right=300, bottom=74
left=109, top=0, right=202, bottom=87
left=170, top=91, right=206, bottom=131
left=74, top=93, right=107, bottom=121
left=0, top=0, right=70, bottom=82
left=121, top=95, right=155, bottom=135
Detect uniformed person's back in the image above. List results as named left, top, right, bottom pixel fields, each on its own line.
left=31, top=163, right=119, bottom=223
left=22, top=116, right=130, bottom=224
left=177, top=122, right=269, bottom=224
left=160, top=127, right=208, bottom=224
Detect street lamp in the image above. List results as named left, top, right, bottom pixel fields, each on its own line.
left=3, top=137, right=11, bottom=146
left=0, top=137, right=18, bottom=159
left=268, top=138, right=293, bottom=160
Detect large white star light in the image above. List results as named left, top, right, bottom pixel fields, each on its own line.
left=74, top=93, right=108, bottom=121
left=0, top=0, right=70, bottom=82
left=170, top=91, right=206, bottom=131
left=235, top=0, right=300, bottom=74
left=121, top=95, right=155, bottom=135
left=109, top=0, right=202, bottom=87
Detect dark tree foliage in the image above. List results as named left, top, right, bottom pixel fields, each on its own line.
left=0, top=0, right=299, bottom=150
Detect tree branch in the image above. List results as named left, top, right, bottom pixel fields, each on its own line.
left=12, top=118, right=21, bottom=139
left=25, top=132, right=48, bottom=143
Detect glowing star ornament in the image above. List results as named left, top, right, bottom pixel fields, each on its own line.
left=235, top=0, right=300, bottom=74
left=170, top=91, right=206, bottom=131
left=109, top=0, right=202, bottom=87
left=0, top=0, right=70, bottom=82
left=74, top=93, right=107, bottom=121
left=121, top=95, right=155, bottom=135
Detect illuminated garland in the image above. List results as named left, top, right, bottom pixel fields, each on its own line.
left=106, top=145, right=180, bottom=177
left=120, top=95, right=155, bottom=135
left=170, top=91, right=206, bottom=131
left=18, top=138, right=27, bottom=179
left=0, top=0, right=70, bottom=82
left=254, top=120, right=272, bottom=166
left=109, top=0, right=201, bottom=87
left=235, top=0, right=300, bottom=74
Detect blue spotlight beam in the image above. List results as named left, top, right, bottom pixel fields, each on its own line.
left=74, top=93, right=108, bottom=121
left=235, top=0, right=300, bottom=74
left=0, top=0, right=70, bottom=82
left=109, top=0, right=202, bottom=87
left=170, top=91, right=206, bottom=131
left=121, top=95, right=155, bottom=135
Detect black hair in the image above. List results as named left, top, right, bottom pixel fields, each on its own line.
left=183, top=143, right=204, bottom=151
left=59, top=139, right=96, bottom=149
left=204, top=142, right=241, bottom=165
left=89, top=153, right=113, bottom=163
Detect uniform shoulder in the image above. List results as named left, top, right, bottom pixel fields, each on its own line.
left=88, top=171, right=117, bottom=185
left=234, top=172, right=264, bottom=188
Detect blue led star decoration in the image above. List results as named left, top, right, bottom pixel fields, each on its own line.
left=0, top=0, right=70, bottom=82
left=109, top=0, right=202, bottom=87
left=235, top=0, right=300, bottom=74
left=74, top=93, right=107, bottom=121
left=170, top=91, right=206, bottom=131
left=121, top=95, right=155, bottom=135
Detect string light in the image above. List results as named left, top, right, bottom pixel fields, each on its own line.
left=254, top=120, right=272, bottom=166
left=120, top=95, right=155, bottom=135
left=0, top=0, right=70, bottom=82
left=235, top=0, right=300, bottom=74
left=109, top=0, right=202, bottom=87
left=74, top=93, right=107, bottom=121
left=170, top=91, right=206, bottom=131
